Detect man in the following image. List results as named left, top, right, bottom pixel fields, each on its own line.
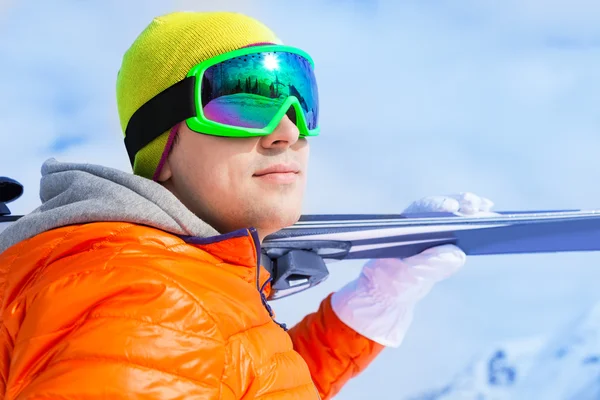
left=0, top=11, right=495, bottom=399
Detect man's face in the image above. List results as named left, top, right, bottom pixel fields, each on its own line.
left=158, top=115, right=309, bottom=241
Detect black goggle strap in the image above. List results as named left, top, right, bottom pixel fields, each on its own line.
left=124, top=76, right=197, bottom=166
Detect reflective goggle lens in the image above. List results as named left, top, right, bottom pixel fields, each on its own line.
left=200, top=51, right=318, bottom=131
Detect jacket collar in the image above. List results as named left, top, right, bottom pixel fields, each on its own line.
left=180, top=227, right=272, bottom=297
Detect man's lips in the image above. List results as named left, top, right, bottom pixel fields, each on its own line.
left=253, top=163, right=301, bottom=184
left=253, top=163, right=300, bottom=177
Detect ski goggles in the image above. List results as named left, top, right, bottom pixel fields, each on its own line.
left=124, top=44, right=320, bottom=165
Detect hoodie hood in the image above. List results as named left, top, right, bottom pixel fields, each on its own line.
left=0, top=158, right=220, bottom=253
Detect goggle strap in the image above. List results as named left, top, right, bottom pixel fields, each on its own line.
left=124, top=76, right=196, bottom=166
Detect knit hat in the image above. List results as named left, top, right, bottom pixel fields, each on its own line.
left=116, top=11, right=282, bottom=179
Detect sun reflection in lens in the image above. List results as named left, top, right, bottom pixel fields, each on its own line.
left=263, top=54, right=279, bottom=70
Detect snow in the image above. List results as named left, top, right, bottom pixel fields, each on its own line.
left=407, top=302, right=600, bottom=399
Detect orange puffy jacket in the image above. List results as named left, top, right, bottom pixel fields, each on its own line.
left=0, top=221, right=383, bottom=399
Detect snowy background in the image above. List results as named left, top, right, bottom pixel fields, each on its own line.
left=1, top=0, right=599, bottom=398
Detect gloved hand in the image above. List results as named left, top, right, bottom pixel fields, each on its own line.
left=331, top=192, right=497, bottom=347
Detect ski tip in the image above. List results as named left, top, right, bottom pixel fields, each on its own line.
left=0, top=177, right=23, bottom=204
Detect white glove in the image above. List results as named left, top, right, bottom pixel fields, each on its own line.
left=331, top=192, right=496, bottom=347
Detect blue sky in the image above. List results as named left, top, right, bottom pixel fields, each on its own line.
left=1, top=0, right=599, bottom=398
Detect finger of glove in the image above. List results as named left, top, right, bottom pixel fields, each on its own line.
left=403, top=196, right=461, bottom=214
left=445, top=192, right=495, bottom=215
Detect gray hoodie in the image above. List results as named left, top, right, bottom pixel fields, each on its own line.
left=0, top=158, right=220, bottom=253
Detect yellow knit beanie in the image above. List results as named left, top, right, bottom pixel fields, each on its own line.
left=116, top=11, right=282, bottom=179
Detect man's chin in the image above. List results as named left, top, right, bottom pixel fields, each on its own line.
left=253, top=206, right=302, bottom=239
left=269, top=209, right=302, bottom=230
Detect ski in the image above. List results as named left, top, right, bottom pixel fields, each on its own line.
left=4, top=208, right=600, bottom=259
left=262, top=210, right=600, bottom=261
left=0, top=176, right=23, bottom=234
left=4, top=170, right=600, bottom=261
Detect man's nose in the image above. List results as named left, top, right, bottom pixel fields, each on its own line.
left=259, top=109, right=300, bottom=149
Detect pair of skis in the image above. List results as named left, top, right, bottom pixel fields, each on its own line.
left=3, top=209, right=600, bottom=258
left=3, top=176, right=600, bottom=298
left=3, top=171, right=600, bottom=260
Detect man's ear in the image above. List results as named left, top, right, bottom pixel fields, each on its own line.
left=156, top=157, right=173, bottom=183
